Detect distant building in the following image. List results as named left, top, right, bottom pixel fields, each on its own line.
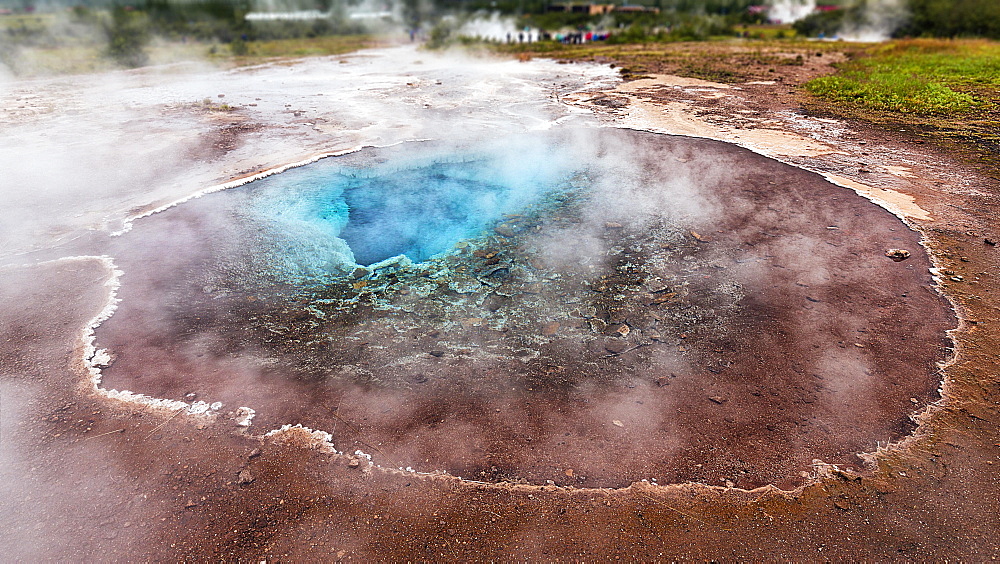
left=547, top=4, right=615, bottom=15
left=546, top=3, right=659, bottom=15
left=613, top=4, right=659, bottom=14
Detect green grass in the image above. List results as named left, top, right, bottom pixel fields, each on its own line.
left=0, top=32, right=381, bottom=76
left=804, top=39, right=1000, bottom=179
left=805, top=39, right=1000, bottom=115
left=227, top=35, right=381, bottom=60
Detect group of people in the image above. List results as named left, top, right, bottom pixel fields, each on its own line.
left=550, top=30, right=611, bottom=44
left=502, top=30, right=612, bottom=44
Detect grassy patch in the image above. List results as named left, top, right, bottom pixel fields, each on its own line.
left=0, top=32, right=381, bottom=76
left=805, top=39, right=1000, bottom=115
left=804, top=39, right=1000, bottom=178
left=227, top=35, right=382, bottom=60
left=490, top=38, right=842, bottom=83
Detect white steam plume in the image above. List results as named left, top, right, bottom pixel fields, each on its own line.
left=767, top=0, right=816, bottom=23
left=839, top=0, right=909, bottom=42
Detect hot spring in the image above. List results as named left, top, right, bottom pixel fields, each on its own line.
left=96, top=127, right=953, bottom=489
left=233, top=134, right=593, bottom=282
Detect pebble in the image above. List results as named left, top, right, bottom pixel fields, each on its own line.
left=588, top=318, right=608, bottom=333
left=237, top=469, right=254, bottom=485
left=884, top=249, right=910, bottom=261
left=494, top=223, right=517, bottom=237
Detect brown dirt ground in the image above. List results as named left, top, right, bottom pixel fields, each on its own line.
left=2, top=42, right=999, bottom=560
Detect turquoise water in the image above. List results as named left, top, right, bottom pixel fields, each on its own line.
left=242, top=139, right=579, bottom=281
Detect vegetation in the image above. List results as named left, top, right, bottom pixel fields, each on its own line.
left=492, top=37, right=840, bottom=82
left=794, top=0, right=1000, bottom=39
left=805, top=40, right=1000, bottom=115
left=105, top=7, right=151, bottom=67
left=899, top=0, right=1000, bottom=39
left=2, top=0, right=1000, bottom=77
left=804, top=39, right=1000, bottom=178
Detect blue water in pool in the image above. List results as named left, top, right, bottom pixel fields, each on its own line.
left=243, top=142, right=578, bottom=281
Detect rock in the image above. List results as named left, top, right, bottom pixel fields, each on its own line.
left=348, top=458, right=360, bottom=468
left=612, top=420, right=624, bottom=428
left=650, top=292, right=677, bottom=305
left=351, top=266, right=370, bottom=279
left=234, top=406, right=255, bottom=427
left=615, top=324, right=630, bottom=337
left=603, top=339, right=629, bottom=354
left=588, top=318, right=608, bottom=333
left=885, top=249, right=910, bottom=262
left=482, top=294, right=508, bottom=312
left=646, top=280, right=671, bottom=293
left=248, top=448, right=262, bottom=459
left=709, top=396, right=726, bottom=404
left=429, top=350, right=446, bottom=357
left=985, top=237, right=997, bottom=246
left=542, top=322, right=560, bottom=336
left=494, top=223, right=517, bottom=237
left=237, top=468, right=254, bottom=485
left=592, top=96, right=628, bottom=108
left=185, top=500, right=198, bottom=508
left=448, top=275, right=481, bottom=294
left=604, top=222, right=624, bottom=229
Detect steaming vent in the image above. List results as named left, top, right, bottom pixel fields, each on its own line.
left=273, top=156, right=564, bottom=268
left=97, top=127, right=953, bottom=489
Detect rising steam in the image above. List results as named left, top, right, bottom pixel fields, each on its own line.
left=839, top=0, right=910, bottom=42
left=767, top=0, right=817, bottom=24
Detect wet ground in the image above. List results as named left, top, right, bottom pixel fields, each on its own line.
left=95, top=128, right=952, bottom=490
left=2, top=44, right=999, bottom=560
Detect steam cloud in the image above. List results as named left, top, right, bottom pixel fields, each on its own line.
left=839, top=0, right=910, bottom=42
left=766, top=0, right=817, bottom=23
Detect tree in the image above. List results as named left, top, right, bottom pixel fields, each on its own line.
left=105, top=7, right=150, bottom=67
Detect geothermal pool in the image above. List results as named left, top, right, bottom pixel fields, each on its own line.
left=96, top=127, right=953, bottom=489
